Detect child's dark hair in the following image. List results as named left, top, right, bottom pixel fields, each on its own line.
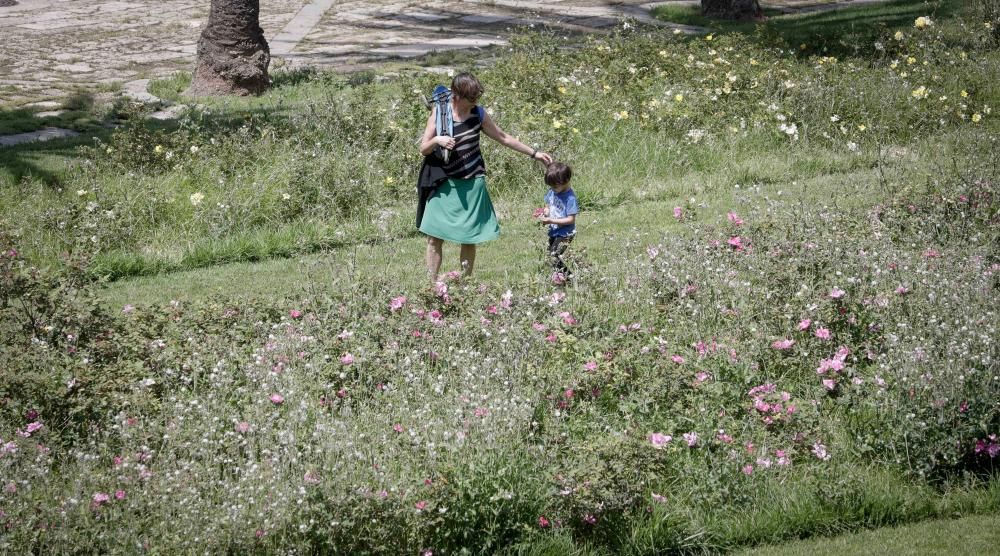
left=544, top=162, right=572, bottom=187
left=451, top=72, right=484, bottom=102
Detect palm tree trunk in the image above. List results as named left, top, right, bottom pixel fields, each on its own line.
left=187, top=0, right=270, bottom=96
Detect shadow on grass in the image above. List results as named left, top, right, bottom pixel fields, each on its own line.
left=0, top=81, right=317, bottom=189
left=655, top=0, right=965, bottom=58
left=0, top=131, right=98, bottom=188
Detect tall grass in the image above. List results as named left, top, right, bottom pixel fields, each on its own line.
left=1, top=2, right=999, bottom=552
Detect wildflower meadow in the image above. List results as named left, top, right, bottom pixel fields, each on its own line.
left=1, top=0, right=999, bottom=553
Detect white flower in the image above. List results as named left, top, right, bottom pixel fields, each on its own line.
left=778, top=122, right=799, bottom=140
left=190, top=145, right=200, bottom=154
left=847, top=141, right=859, bottom=152
left=190, top=192, right=205, bottom=206
left=686, top=128, right=706, bottom=143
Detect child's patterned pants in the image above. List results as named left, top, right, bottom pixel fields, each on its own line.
left=548, top=235, right=573, bottom=275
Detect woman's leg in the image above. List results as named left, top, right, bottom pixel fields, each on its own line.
left=460, top=244, right=476, bottom=276
left=426, top=236, right=444, bottom=281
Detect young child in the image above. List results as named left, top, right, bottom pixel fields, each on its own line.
left=538, top=162, right=578, bottom=278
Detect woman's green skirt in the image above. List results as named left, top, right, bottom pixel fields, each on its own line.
left=419, top=175, right=500, bottom=244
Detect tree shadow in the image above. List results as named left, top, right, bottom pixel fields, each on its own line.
left=0, top=134, right=91, bottom=189
left=754, top=0, right=963, bottom=57
left=0, top=89, right=309, bottom=190
left=673, top=0, right=966, bottom=58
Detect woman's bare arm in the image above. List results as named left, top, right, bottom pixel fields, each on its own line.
left=481, top=110, right=553, bottom=165
left=419, top=109, right=454, bottom=156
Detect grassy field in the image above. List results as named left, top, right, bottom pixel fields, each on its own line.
left=1, top=0, right=999, bottom=553
left=742, top=513, right=1000, bottom=555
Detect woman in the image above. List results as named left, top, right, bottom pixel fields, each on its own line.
left=418, top=72, right=552, bottom=282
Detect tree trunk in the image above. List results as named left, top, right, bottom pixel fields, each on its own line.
left=187, top=0, right=270, bottom=96
left=701, top=0, right=763, bottom=20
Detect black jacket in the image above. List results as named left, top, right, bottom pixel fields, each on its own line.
left=416, top=153, right=450, bottom=228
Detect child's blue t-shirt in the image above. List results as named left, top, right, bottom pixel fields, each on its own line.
left=544, top=188, right=579, bottom=238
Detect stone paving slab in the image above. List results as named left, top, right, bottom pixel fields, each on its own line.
left=0, top=126, right=79, bottom=147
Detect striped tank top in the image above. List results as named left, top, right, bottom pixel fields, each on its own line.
left=442, top=105, right=486, bottom=179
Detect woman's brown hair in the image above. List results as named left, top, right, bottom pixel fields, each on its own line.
left=451, top=72, right=484, bottom=102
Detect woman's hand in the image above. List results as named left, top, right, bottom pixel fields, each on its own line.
left=436, top=136, right=455, bottom=150
left=533, top=151, right=554, bottom=165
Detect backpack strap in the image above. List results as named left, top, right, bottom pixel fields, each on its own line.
left=476, top=105, right=486, bottom=122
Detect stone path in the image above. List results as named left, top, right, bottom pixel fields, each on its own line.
left=0, top=126, right=79, bottom=146
left=0, top=0, right=877, bottom=106
left=0, top=0, right=879, bottom=146
left=0, top=0, right=715, bottom=107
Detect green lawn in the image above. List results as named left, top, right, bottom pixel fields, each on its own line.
left=743, top=513, right=1000, bottom=555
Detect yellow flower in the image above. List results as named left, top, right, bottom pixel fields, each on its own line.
left=673, top=29, right=682, bottom=35
left=618, top=111, right=629, bottom=120
left=572, top=127, right=580, bottom=134
left=986, top=22, right=994, bottom=30
left=961, top=90, right=969, bottom=98
left=674, top=94, right=684, bottom=102
left=558, top=86, right=567, bottom=94
left=894, top=31, right=904, bottom=41
left=384, top=177, right=395, bottom=185
left=907, top=57, right=916, bottom=65
left=960, top=51, right=967, bottom=59
left=659, top=50, right=668, bottom=57
left=190, top=192, right=204, bottom=206
left=603, top=84, right=611, bottom=92
left=911, top=86, right=928, bottom=99
left=890, top=61, right=899, bottom=69
left=799, top=43, right=807, bottom=50
left=154, top=145, right=164, bottom=154
left=858, top=124, right=867, bottom=131
left=749, top=58, right=759, bottom=66
left=76, top=189, right=88, bottom=196
left=914, top=16, right=932, bottom=29
left=552, top=119, right=564, bottom=129
left=705, top=34, right=714, bottom=41
left=972, top=113, right=982, bottom=122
